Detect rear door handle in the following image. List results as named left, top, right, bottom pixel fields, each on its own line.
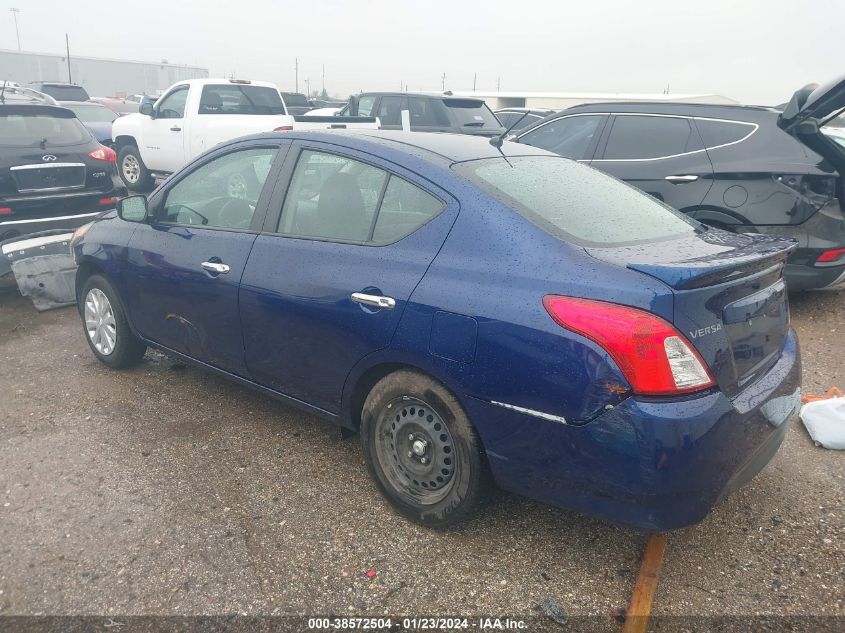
left=170, top=126, right=182, bottom=132
left=665, top=174, right=699, bottom=183
left=351, top=292, right=395, bottom=310
left=201, top=261, right=230, bottom=274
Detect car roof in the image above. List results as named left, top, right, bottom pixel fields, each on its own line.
left=360, top=92, right=487, bottom=102
left=236, top=130, right=551, bottom=164
left=561, top=101, right=780, bottom=119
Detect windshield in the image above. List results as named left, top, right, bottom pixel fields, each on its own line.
left=282, top=93, right=310, bottom=107
left=443, top=99, right=503, bottom=129
left=64, top=104, right=117, bottom=124
left=0, top=110, right=91, bottom=147
left=454, top=156, right=699, bottom=247
left=38, top=85, right=89, bottom=101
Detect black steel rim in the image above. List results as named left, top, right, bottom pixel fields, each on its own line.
left=374, top=396, right=456, bottom=505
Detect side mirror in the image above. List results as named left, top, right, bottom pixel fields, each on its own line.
left=139, top=101, right=154, bottom=117
left=117, top=195, right=148, bottom=222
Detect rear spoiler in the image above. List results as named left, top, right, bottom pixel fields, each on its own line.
left=626, top=236, right=798, bottom=290
left=292, top=115, right=378, bottom=126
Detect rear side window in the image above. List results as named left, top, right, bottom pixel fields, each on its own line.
left=694, top=119, right=756, bottom=149
left=519, top=115, right=605, bottom=159
left=199, top=85, right=285, bottom=115
left=443, top=99, right=501, bottom=130
left=454, top=156, right=697, bottom=247
left=0, top=110, right=90, bottom=147
left=279, top=149, right=444, bottom=244
left=603, top=115, right=702, bottom=159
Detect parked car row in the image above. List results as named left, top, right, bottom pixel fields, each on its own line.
left=511, top=76, right=845, bottom=291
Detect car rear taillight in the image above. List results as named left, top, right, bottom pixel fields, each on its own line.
left=273, top=125, right=293, bottom=132
left=98, top=196, right=118, bottom=206
left=542, top=296, right=716, bottom=396
left=88, top=146, right=117, bottom=162
left=815, top=248, right=845, bottom=265
left=0, top=207, right=12, bottom=215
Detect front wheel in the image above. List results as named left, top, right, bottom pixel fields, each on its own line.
left=117, top=144, right=153, bottom=191
left=80, top=274, right=147, bottom=368
left=361, top=370, right=490, bottom=528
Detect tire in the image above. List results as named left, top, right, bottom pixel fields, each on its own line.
left=80, top=274, right=146, bottom=369
left=361, top=370, right=490, bottom=528
left=117, top=144, right=153, bottom=192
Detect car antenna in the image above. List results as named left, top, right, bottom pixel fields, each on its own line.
left=489, top=111, right=529, bottom=168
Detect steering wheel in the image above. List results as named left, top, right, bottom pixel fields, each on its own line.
left=218, top=198, right=254, bottom=229
left=171, top=204, right=209, bottom=225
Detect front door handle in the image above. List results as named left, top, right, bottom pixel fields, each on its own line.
left=201, top=261, right=230, bottom=274
left=664, top=174, right=699, bottom=184
left=351, top=292, right=395, bottom=310
left=170, top=126, right=182, bottom=132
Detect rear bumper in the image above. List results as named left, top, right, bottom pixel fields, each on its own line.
left=468, top=328, right=801, bottom=531
left=0, top=182, right=124, bottom=239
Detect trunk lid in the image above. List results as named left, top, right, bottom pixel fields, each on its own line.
left=587, top=229, right=797, bottom=397
left=779, top=74, right=845, bottom=173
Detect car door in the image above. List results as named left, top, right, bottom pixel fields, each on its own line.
left=516, top=113, right=608, bottom=161
left=121, top=141, right=287, bottom=374
left=140, top=84, right=189, bottom=173
left=239, top=142, right=458, bottom=412
left=590, top=114, right=714, bottom=210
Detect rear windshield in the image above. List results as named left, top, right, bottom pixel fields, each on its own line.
left=443, top=99, right=502, bottom=130
left=0, top=110, right=91, bottom=147
left=454, top=156, right=699, bottom=247
left=38, top=85, right=89, bottom=101
left=64, top=103, right=117, bottom=124
left=198, top=85, right=285, bottom=115
left=282, top=93, right=310, bottom=107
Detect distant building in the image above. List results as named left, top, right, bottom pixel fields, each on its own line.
left=448, top=91, right=740, bottom=111
left=0, top=48, right=208, bottom=98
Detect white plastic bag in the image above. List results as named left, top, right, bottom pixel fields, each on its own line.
left=800, top=396, right=845, bottom=450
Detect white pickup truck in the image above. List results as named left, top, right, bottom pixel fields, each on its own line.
left=112, top=78, right=378, bottom=190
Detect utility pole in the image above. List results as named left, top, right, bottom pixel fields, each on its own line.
left=65, top=33, right=72, bottom=83
left=497, top=76, right=501, bottom=92
left=10, top=8, right=20, bottom=51
left=321, top=64, right=325, bottom=94
left=295, top=57, right=299, bottom=93
left=441, top=72, right=446, bottom=92
left=473, top=72, right=477, bottom=92
left=305, top=78, right=310, bottom=98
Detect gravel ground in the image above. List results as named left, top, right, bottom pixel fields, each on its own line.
left=0, top=282, right=843, bottom=625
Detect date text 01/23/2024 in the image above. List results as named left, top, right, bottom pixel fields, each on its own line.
left=307, top=617, right=528, bottom=630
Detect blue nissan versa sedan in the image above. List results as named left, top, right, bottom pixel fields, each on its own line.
left=71, top=131, right=802, bottom=530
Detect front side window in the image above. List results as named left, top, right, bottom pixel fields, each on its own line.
left=454, top=156, right=698, bottom=247
left=376, top=96, right=404, bottom=126
left=279, top=149, right=445, bottom=244
left=199, top=85, right=285, bottom=115
left=357, top=95, right=376, bottom=117
left=603, top=115, right=702, bottom=160
left=156, top=87, right=189, bottom=119
left=519, top=115, right=605, bottom=159
left=160, top=147, right=278, bottom=229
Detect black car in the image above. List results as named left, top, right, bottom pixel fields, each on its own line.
left=341, top=92, right=505, bottom=137
left=495, top=107, right=554, bottom=132
left=280, top=92, right=313, bottom=116
left=58, top=101, right=117, bottom=146
left=28, top=82, right=90, bottom=102
left=0, top=104, right=125, bottom=241
left=514, top=77, right=845, bottom=290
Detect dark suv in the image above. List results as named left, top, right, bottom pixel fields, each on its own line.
left=341, top=92, right=505, bottom=137
left=514, top=78, right=845, bottom=290
left=0, top=104, right=125, bottom=241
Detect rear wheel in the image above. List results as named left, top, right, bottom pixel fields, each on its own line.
left=361, top=370, right=489, bottom=528
left=117, top=144, right=153, bottom=191
left=80, top=274, right=146, bottom=368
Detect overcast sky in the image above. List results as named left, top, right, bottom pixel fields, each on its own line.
left=3, top=0, right=843, bottom=104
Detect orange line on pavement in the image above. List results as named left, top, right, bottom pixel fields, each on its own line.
left=622, top=532, right=668, bottom=633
